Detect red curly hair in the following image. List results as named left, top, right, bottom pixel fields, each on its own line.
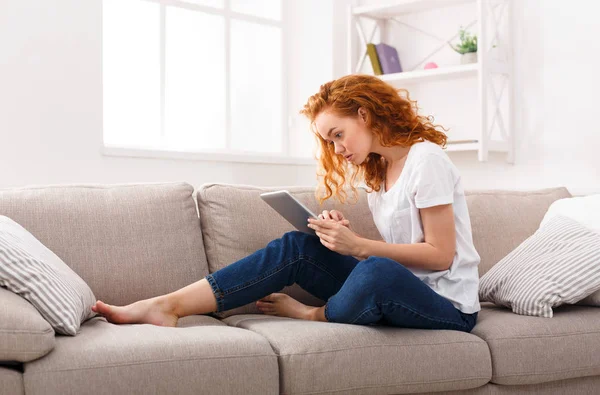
left=300, top=74, right=448, bottom=205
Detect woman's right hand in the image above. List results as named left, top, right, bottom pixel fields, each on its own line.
left=317, top=209, right=351, bottom=229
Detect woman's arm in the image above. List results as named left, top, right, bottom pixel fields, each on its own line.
left=355, top=204, right=456, bottom=271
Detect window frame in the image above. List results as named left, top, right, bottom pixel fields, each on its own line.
left=101, top=0, right=314, bottom=165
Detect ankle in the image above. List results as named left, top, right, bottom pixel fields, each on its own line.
left=308, top=307, right=319, bottom=321
left=310, top=306, right=327, bottom=322
left=156, top=295, right=180, bottom=318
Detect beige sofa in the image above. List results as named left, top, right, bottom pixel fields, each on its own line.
left=1, top=182, right=599, bottom=395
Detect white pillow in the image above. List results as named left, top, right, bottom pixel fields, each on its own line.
left=479, top=215, right=600, bottom=317
left=540, top=194, right=600, bottom=233
left=540, top=195, right=600, bottom=306
left=0, top=216, right=96, bottom=335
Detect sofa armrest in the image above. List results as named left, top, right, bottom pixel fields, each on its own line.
left=0, top=287, right=55, bottom=362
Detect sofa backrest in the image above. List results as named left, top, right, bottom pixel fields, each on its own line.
left=466, top=187, right=571, bottom=276
left=0, top=181, right=570, bottom=310
left=0, top=182, right=209, bottom=306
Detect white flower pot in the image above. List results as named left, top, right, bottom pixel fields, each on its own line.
left=461, top=52, right=477, bottom=64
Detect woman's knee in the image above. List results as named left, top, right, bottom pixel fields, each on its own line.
left=281, top=230, right=319, bottom=251
left=282, top=230, right=305, bottom=240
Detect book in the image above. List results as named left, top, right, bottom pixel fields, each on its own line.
left=366, top=43, right=383, bottom=76
left=375, top=43, right=402, bottom=74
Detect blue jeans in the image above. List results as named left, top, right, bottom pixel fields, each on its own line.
left=205, top=231, right=478, bottom=332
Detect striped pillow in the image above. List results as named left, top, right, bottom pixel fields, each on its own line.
left=479, top=215, right=600, bottom=317
left=540, top=194, right=600, bottom=306
left=0, top=216, right=96, bottom=335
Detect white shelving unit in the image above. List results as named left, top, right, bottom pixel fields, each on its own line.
left=378, top=63, right=478, bottom=84
left=348, top=0, right=514, bottom=163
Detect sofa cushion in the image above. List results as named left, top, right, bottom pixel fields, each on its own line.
left=436, top=376, right=600, bottom=395
left=0, top=216, right=96, bottom=335
left=0, top=182, right=208, bottom=306
left=223, top=314, right=491, bottom=394
left=465, top=187, right=571, bottom=276
left=0, top=365, right=23, bottom=395
left=479, top=215, right=600, bottom=317
left=195, top=183, right=382, bottom=317
left=23, top=316, right=278, bottom=395
left=0, top=287, right=54, bottom=362
left=471, top=302, right=600, bottom=385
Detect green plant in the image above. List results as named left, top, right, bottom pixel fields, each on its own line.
left=449, top=28, right=477, bottom=54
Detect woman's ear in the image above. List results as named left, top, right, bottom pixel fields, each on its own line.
left=358, top=107, right=367, bottom=123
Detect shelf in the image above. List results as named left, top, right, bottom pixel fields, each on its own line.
left=348, top=0, right=513, bottom=163
left=445, top=140, right=479, bottom=152
left=353, top=0, right=475, bottom=18
left=378, top=63, right=478, bottom=84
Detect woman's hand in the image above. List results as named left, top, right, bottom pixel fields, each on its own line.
left=307, top=218, right=360, bottom=256
left=317, top=209, right=351, bottom=229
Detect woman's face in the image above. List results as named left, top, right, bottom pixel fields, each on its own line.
left=314, top=109, right=373, bottom=165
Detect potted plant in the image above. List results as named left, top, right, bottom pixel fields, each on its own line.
left=449, top=28, right=477, bottom=64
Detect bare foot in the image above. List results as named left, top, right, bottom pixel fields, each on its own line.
left=91, top=297, right=179, bottom=327
left=256, top=293, right=317, bottom=321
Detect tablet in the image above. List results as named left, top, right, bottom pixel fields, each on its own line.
left=260, top=190, right=318, bottom=235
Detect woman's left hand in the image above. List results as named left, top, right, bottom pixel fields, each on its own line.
left=307, top=218, right=361, bottom=256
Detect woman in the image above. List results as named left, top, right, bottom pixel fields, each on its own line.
left=92, top=74, right=480, bottom=332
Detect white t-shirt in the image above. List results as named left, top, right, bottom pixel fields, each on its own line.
left=367, top=140, right=481, bottom=314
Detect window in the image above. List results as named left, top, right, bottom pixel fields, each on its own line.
left=102, top=0, right=293, bottom=162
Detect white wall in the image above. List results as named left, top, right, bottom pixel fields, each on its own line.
left=287, top=0, right=334, bottom=158
left=2, top=0, right=599, bottom=195
left=356, top=0, right=599, bottom=196
left=0, top=0, right=327, bottom=189
left=452, top=0, right=599, bottom=196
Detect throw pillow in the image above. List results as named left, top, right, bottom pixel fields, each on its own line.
left=479, top=215, right=600, bottom=317
left=0, top=216, right=96, bottom=335
left=540, top=194, right=600, bottom=306
left=540, top=194, right=600, bottom=232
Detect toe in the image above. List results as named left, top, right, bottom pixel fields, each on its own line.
left=260, top=294, right=274, bottom=302
left=94, top=301, right=114, bottom=316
